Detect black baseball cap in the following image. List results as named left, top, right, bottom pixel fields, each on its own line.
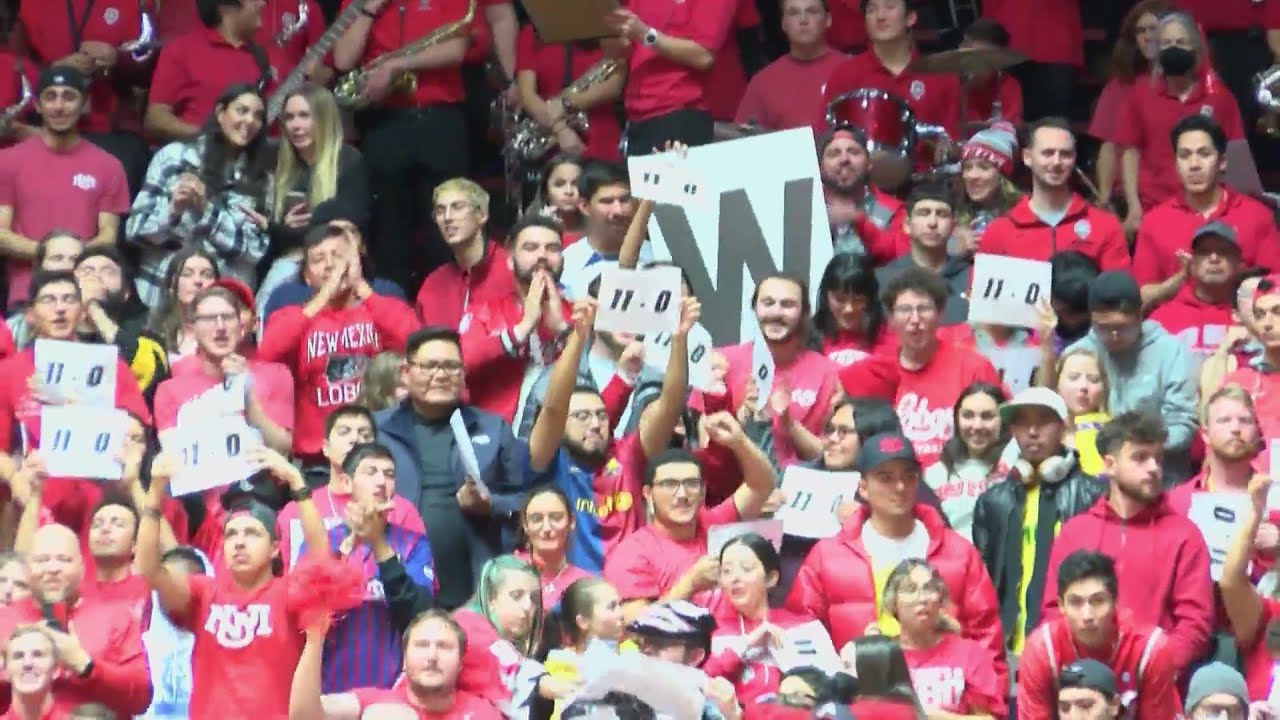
left=1087, top=271, right=1141, bottom=313
left=37, top=65, right=88, bottom=95
left=1191, top=220, right=1240, bottom=253
left=854, top=432, right=918, bottom=473
left=1058, top=659, right=1117, bottom=698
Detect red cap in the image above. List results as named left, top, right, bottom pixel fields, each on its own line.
left=213, top=278, right=255, bottom=314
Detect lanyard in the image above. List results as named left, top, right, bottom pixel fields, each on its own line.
left=64, top=0, right=98, bottom=53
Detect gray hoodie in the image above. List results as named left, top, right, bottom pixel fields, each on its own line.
left=1064, top=320, right=1197, bottom=478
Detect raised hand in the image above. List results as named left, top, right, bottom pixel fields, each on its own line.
left=676, top=297, right=701, bottom=337
left=704, top=411, right=746, bottom=448
left=618, top=340, right=646, bottom=378
left=571, top=298, right=597, bottom=342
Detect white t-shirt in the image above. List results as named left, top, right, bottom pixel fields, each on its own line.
left=860, top=519, right=930, bottom=573
left=560, top=238, right=654, bottom=301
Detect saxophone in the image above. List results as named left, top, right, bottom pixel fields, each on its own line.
left=1256, top=65, right=1280, bottom=138
left=274, top=0, right=311, bottom=46
left=506, top=57, right=621, bottom=162
left=0, top=66, right=32, bottom=137
left=267, top=1, right=368, bottom=123
left=333, top=0, right=476, bottom=109
left=118, top=11, right=157, bottom=62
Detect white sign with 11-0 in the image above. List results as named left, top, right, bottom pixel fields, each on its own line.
left=776, top=466, right=861, bottom=539
left=33, top=339, right=118, bottom=407
left=644, top=321, right=715, bottom=391
left=166, top=420, right=264, bottom=496
left=594, top=265, right=683, bottom=336
left=39, top=406, right=130, bottom=479
left=968, top=254, right=1052, bottom=328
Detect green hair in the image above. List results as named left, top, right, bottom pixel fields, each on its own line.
left=464, top=554, right=544, bottom=656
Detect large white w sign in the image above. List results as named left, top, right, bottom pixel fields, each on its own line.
left=637, top=129, right=832, bottom=344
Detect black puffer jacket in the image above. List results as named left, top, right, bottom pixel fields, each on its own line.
left=971, top=455, right=1105, bottom=647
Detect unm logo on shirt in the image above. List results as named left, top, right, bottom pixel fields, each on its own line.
left=897, top=393, right=952, bottom=444
left=909, top=666, right=965, bottom=710
left=205, top=603, right=273, bottom=649
left=71, top=173, right=97, bottom=191
left=791, top=388, right=817, bottom=408
left=827, top=348, right=869, bottom=367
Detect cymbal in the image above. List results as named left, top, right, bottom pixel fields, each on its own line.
left=908, top=47, right=1027, bottom=75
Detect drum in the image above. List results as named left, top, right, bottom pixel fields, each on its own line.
left=825, top=89, right=942, bottom=191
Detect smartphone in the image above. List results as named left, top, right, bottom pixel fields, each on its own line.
left=285, top=191, right=308, bottom=213
left=40, top=599, right=68, bottom=632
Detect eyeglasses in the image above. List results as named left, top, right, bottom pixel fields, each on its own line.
left=653, top=478, right=703, bottom=494
left=1191, top=705, right=1244, bottom=720
left=407, top=360, right=463, bottom=376
left=192, top=312, right=238, bottom=326
left=895, top=581, right=944, bottom=601
left=824, top=424, right=856, bottom=440
left=525, top=511, right=568, bottom=528
left=568, top=409, right=610, bottom=424
left=891, top=304, right=937, bottom=319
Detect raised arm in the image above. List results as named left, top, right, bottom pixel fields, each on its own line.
left=637, top=298, right=698, bottom=459
left=289, top=624, right=361, bottom=720
left=528, top=300, right=593, bottom=472
left=137, top=453, right=192, bottom=616
left=254, top=446, right=329, bottom=561
left=704, top=412, right=776, bottom=519
left=1222, top=473, right=1269, bottom=648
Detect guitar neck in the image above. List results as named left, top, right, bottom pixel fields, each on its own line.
left=268, top=4, right=367, bottom=119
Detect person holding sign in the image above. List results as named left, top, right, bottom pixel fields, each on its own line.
left=785, top=431, right=1006, bottom=690
left=0, top=270, right=151, bottom=535
left=559, top=164, right=648, bottom=302
left=702, top=534, right=815, bottom=707
left=1017, top=551, right=1181, bottom=719
left=838, top=269, right=1001, bottom=468
left=977, top=118, right=1130, bottom=273
left=257, top=221, right=418, bottom=463
left=458, top=213, right=573, bottom=428
left=136, top=444, right=330, bottom=720
left=717, top=274, right=841, bottom=469
left=527, top=295, right=694, bottom=574
left=603, top=414, right=777, bottom=621
left=1038, top=411, right=1214, bottom=678
left=881, top=558, right=1006, bottom=718
left=0, top=521, right=152, bottom=718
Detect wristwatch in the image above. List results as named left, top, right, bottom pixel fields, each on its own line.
left=642, top=28, right=659, bottom=46
left=290, top=486, right=314, bottom=502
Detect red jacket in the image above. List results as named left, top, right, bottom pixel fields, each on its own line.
left=0, top=596, right=151, bottom=717
left=1039, top=495, right=1214, bottom=675
left=978, top=195, right=1130, bottom=274
left=784, top=503, right=1006, bottom=688
left=414, top=241, right=515, bottom=331
left=1016, top=612, right=1181, bottom=720
left=704, top=608, right=815, bottom=707
left=459, top=294, right=572, bottom=422
left=847, top=187, right=907, bottom=266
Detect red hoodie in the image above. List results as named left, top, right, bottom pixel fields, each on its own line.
left=785, top=503, right=1006, bottom=690
left=1016, top=612, right=1181, bottom=720
left=978, top=194, right=1130, bottom=274
left=1148, top=285, right=1234, bottom=358
left=458, top=293, right=572, bottom=422
left=414, top=241, right=515, bottom=331
left=257, top=294, right=419, bottom=458
left=1133, top=188, right=1280, bottom=287
left=1038, top=495, right=1215, bottom=675
left=704, top=607, right=814, bottom=707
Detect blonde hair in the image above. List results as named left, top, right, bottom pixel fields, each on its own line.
left=1202, top=383, right=1259, bottom=425
left=882, top=559, right=961, bottom=634
left=5, top=624, right=54, bottom=658
left=271, top=84, right=343, bottom=221
left=356, top=351, right=404, bottom=412
left=433, top=177, right=490, bottom=216
left=1055, top=348, right=1111, bottom=414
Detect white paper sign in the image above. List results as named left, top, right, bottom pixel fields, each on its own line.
left=594, top=266, right=683, bottom=336
left=776, top=466, right=860, bottom=539
left=39, top=406, right=129, bottom=479
left=33, top=339, right=118, bottom=406
left=968, top=255, right=1052, bottom=328
left=628, top=151, right=712, bottom=210
left=572, top=651, right=708, bottom=719
left=644, top=322, right=714, bottom=391
left=772, top=621, right=841, bottom=673
left=166, top=420, right=263, bottom=497
left=1188, top=492, right=1252, bottom=581
left=750, top=334, right=774, bottom=411
left=707, top=519, right=784, bottom=557
left=987, top=345, right=1041, bottom=394
left=449, top=409, right=491, bottom=497
left=174, top=374, right=248, bottom=426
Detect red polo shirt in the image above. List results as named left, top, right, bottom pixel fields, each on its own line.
left=149, top=28, right=281, bottom=127
left=978, top=194, right=1131, bottom=271
left=704, top=0, right=759, bottom=121
left=965, top=73, right=1022, bottom=125
left=1268, top=0, right=1280, bottom=29
left=1177, top=0, right=1263, bottom=32
left=1114, top=76, right=1245, bottom=211
left=735, top=49, right=849, bottom=131
left=821, top=48, right=961, bottom=140
left=415, top=240, right=514, bottom=330
left=1133, top=188, right=1280, bottom=286
left=982, top=0, right=1082, bottom=66
left=339, top=0, right=470, bottom=109
left=253, top=0, right=325, bottom=75
left=623, top=0, right=737, bottom=121
left=825, top=0, right=866, bottom=52
left=514, top=27, right=622, bottom=162
left=18, top=0, right=150, bottom=134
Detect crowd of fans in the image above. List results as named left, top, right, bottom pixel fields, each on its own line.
left=0, top=0, right=1274, bottom=718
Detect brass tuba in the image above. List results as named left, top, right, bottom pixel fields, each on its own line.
left=119, top=11, right=157, bottom=62
left=0, top=66, right=33, bottom=137
left=1256, top=65, right=1280, bottom=138
left=333, top=0, right=476, bottom=109
left=274, top=0, right=310, bottom=47
left=505, top=57, right=621, bottom=162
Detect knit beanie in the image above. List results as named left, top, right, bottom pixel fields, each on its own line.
left=962, top=121, right=1018, bottom=176
left=1184, top=662, right=1248, bottom=714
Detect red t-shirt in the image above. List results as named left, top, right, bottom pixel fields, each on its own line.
left=822, top=49, right=961, bottom=140
left=1178, top=0, right=1264, bottom=31
left=982, top=0, right=1082, bottom=66
left=901, top=634, right=1006, bottom=716
left=339, top=0, right=471, bottom=108
left=252, top=0, right=325, bottom=73
left=18, top=0, right=149, bottom=134
left=1132, top=188, right=1280, bottom=286
left=257, top=295, right=419, bottom=457
left=149, top=28, right=282, bottom=128
left=603, top=497, right=739, bottom=607
left=79, top=573, right=152, bottom=629
left=824, top=0, right=865, bottom=52
left=176, top=574, right=301, bottom=720
left=1114, top=76, right=1245, bottom=211
left=820, top=327, right=894, bottom=369
left=350, top=685, right=503, bottom=719
left=964, top=73, right=1022, bottom=125
left=0, top=136, right=129, bottom=306
left=0, top=699, right=75, bottom=719
left=734, top=50, right=850, bottom=131
left=514, top=28, right=622, bottom=163
left=152, top=354, right=295, bottom=432
left=623, top=0, right=737, bottom=120
left=704, top=0, right=759, bottom=121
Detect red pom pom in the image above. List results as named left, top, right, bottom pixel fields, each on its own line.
left=287, top=555, right=365, bottom=632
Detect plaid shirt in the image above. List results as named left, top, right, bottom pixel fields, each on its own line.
left=125, top=138, right=271, bottom=308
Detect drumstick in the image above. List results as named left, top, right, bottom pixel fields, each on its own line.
left=1074, top=166, right=1103, bottom=203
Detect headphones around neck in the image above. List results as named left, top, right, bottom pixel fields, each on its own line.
left=1015, top=448, right=1076, bottom=486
